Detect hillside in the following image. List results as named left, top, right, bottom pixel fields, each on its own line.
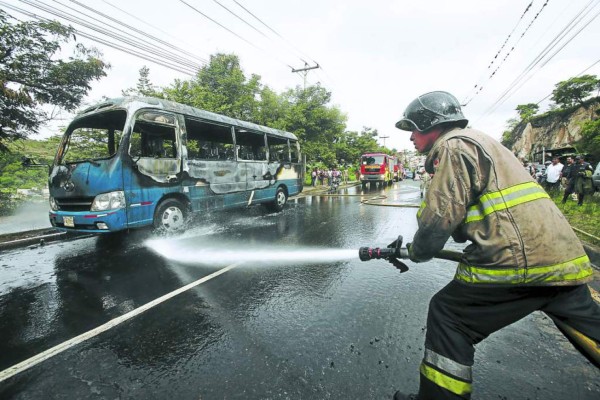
left=503, top=97, right=599, bottom=160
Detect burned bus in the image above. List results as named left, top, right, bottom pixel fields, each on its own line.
left=48, top=97, right=304, bottom=234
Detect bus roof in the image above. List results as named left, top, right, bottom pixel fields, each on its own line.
left=76, top=96, right=299, bottom=141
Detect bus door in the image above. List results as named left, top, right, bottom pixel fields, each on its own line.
left=184, top=117, right=241, bottom=210
left=125, top=110, right=181, bottom=228
left=235, top=128, right=270, bottom=203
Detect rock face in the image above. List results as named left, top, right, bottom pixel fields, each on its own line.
left=510, top=99, right=598, bottom=160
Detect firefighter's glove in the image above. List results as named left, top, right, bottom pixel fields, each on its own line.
left=406, top=242, right=419, bottom=263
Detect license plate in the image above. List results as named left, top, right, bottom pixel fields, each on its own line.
left=63, top=216, right=74, bottom=227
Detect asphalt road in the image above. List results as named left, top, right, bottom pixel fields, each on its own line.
left=0, top=181, right=599, bottom=399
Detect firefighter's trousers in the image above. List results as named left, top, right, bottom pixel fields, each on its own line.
left=417, top=281, right=600, bottom=399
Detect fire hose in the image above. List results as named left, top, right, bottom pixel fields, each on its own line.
left=358, top=235, right=600, bottom=368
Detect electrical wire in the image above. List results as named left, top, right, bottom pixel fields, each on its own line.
left=232, top=0, right=319, bottom=67
left=486, top=1, right=550, bottom=82
left=45, top=0, right=202, bottom=71
left=19, top=0, right=202, bottom=73
left=536, top=57, right=600, bottom=104
left=1, top=1, right=197, bottom=75
left=67, top=0, right=208, bottom=65
left=462, top=1, right=536, bottom=105
left=477, top=0, right=600, bottom=121
left=101, top=0, right=209, bottom=64
left=178, top=0, right=295, bottom=70
left=211, top=0, right=268, bottom=39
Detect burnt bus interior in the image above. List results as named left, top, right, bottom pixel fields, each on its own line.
left=185, top=117, right=296, bottom=163
left=129, top=112, right=177, bottom=159
left=185, top=117, right=235, bottom=161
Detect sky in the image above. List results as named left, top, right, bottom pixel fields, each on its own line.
left=3, top=0, right=600, bottom=152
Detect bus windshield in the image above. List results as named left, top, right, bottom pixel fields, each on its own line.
left=56, top=110, right=127, bottom=165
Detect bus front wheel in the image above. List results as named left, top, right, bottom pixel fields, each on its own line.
left=153, top=199, right=188, bottom=234
left=267, top=187, right=287, bottom=212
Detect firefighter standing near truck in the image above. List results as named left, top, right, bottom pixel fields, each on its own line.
left=391, top=91, right=600, bottom=400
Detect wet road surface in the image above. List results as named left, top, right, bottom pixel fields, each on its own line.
left=0, top=181, right=599, bottom=399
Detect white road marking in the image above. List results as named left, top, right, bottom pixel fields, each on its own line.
left=0, top=262, right=241, bottom=383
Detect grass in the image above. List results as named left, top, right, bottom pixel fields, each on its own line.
left=551, top=191, right=600, bottom=247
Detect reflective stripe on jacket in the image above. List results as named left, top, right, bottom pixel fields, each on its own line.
left=411, top=128, right=593, bottom=286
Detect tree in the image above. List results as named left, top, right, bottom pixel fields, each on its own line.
left=579, top=113, right=600, bottom=161
left=500, top=117, right=520, bottom=147
left=122, top=66, right=160, bottom=97
left=0, top=10, right=109, bottom=152
left=515, top=103, right=539, bottom=121
left=333, top=127, right=384, bottom=166
left=551, top=74, right=600, bottom=109
left=163, top=53, right=261, bottom=121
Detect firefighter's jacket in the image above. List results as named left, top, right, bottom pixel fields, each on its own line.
left=411, top=128, right=593, bottom=286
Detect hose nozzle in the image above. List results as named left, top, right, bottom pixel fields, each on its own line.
left=358, top=235, right=409, bottom=273
left=358, top=246, right=396, bottom=261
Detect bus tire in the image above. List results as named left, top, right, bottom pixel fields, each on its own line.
left=153, top=198, right=188, bottom=234
left=267, top=187, right=287, bottom=212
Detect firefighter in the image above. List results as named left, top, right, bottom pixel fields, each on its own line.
left=392, top=91, right=600, bottom=400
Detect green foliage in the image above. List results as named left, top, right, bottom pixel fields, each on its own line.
left=515, top=103, right=539, bottom=121
left=163, top=53, right=261, bottom=121
left=0, top=10, right=109, bottom=152
left=160, top=53, right=357, bottom=165
left=579, top=113, right=600, bottom=161
left=551, top=74, right=600, bottom=109
left=0, top=138, right=56, bottom=215
left=122, top=66, right=161, bottom=97
left=501, top=130, right=513, bottom=146
left=551, top=192, right=600, bottom=247
left=500, top=117, right=520, bottom=147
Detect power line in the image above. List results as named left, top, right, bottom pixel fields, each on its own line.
left=477, top=0, right=600, bottom=120
left=22, top=0, right=203, bottom=72
left=54, top=0, right=202, bottom=70
left=177, top=0, right=295, bottom=70
left=0, top=1, right=197, bottom=76
left=232, top=0, right=318, bottom=66
left=535, top=57, right=600, bottom=104
left=66, top=0, right=208, bottom=65
left=211, top=0, right=268, bottom=39
left=463, top=0, right=549, bottom=106
left=101, top=0, right=209, bottom=64
left=462, top=1, right=536, bottom=105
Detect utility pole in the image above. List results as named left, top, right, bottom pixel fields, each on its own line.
left=291, top=62, right=320, bottom=90
left=379, top=135, right=389, bottom=148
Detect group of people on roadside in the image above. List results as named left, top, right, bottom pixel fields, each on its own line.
left=310, top=167, right=346, bottom=187
left=559, top=155, right=595, bottom=206
left=532, top=155, right=595, bottom=206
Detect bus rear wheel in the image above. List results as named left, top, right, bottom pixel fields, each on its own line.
left=153, top=199, right=188, bottom=234
left=267, top=187, right=287, bottom=212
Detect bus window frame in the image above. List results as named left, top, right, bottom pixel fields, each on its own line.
left=128, top=109, right=180, bottom=160
left=184, top=117, right=236, bottom=161
left=234, top=128, right=268, bottom=162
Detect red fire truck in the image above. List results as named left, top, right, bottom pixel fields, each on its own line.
left=359, top=153, right=394, bottom=186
